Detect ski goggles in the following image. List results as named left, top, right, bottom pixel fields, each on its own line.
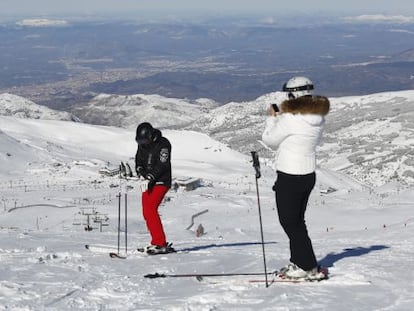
left=282, top=83, right=314, bottom=93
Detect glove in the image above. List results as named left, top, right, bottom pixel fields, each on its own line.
left=136, top=166, right=146, bottom=178
left=140, top=179, right=149, bottom=193
left=146, top=173, right=156, bottom=193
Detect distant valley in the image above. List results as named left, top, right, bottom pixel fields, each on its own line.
left=0, top=17, right=414, bottom=109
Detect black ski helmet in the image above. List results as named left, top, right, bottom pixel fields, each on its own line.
left=136, top=122, right=154, bottom=145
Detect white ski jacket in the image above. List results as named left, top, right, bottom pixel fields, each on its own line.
left=262, top=95, right=330, bottom=175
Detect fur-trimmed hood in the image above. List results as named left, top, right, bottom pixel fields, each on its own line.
left=280, top=95, right=330, bottom=116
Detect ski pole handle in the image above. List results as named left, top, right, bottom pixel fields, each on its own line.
left=251, top=151, right=261, bottom=179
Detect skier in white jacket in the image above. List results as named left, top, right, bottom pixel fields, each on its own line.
left=262, top=76, right=330, bottom=280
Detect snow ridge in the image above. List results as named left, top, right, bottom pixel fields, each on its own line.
left=0, top=93, right=80, bottom=122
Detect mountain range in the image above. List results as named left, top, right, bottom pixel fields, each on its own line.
left=1, top=89, right=413, bottom=186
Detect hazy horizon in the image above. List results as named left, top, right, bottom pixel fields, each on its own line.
left=1, top=0, right=414, bottom=18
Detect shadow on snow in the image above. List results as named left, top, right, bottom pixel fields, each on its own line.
left=180, top=241, right=277, bottom=252
left=319, top=245, right=390, bottom=268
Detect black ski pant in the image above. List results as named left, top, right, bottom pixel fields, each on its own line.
left=273, top=170, right=317, bottom=271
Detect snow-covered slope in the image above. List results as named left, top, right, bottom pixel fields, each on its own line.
left=71, top=93, right=219, bottom=129
left=0, top=116, right=413, bottom=310
left=0, top=129, right=46, bottom=176
left=0, top=93, right=80, bottom=121
left=319, top=91, right=414, bottom=186
left=0, top=115, right=249, bottom=183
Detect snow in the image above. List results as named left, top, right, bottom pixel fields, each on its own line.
left=0, top=93, right=78, bottom=122
left=71, top=93, right=219, bottom=129
left=344, top=14, right=414, bottom=24
left=16, top=19, right=69, bottom=27
left=1, top=114, right=414, bottom=310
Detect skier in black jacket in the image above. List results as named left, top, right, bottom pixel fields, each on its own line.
left=135, top=122, right=174, bottom=254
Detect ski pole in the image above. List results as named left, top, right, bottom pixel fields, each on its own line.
left=251, top=151, right=269, bottom=288
left=125, top=192, right=128, bottom=254
left=117, top=164, right=122, bottom=255
left=117, top=193, right=121, bottom=255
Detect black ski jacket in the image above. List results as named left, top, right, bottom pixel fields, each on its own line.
left=135, top=129, right=172, bottom=187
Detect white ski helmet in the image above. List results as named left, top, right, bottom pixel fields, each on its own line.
left=282, top=76, right=314, bottom=99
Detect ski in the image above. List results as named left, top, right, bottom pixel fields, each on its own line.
left=136, top=248, right=177, bottom=255
left=145, top=268, right=330, bottom=284
left=277, top=267, right=329, bottom=282
left=137, top=242, right=178, bottom=255
left=85, top=244, right=118, bottom=253
left=85, top=244, right=135, bottom=258
left=84, top=244, right=127, bottom=259
left=202, top=277, right=309, bottom=285
left=144, top=271, right=277, bottom=279
left=109, top=252, right=127, bottom=259
left=85, top=244, right=176, bottom=258
left=109, top=249, right=177, bottom=259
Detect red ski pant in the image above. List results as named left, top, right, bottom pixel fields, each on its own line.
left=141, top=185, right=169, bottom=247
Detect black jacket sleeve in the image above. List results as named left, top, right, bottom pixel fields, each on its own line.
left=147, top=137, right=171, bottom=183
left=135, top=146, right=147, bottom=176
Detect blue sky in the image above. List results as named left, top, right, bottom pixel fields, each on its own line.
left=2, top=0, right=414, bottom=16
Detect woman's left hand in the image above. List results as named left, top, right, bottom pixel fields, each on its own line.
left=268, top=105, right=279, bottom=117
